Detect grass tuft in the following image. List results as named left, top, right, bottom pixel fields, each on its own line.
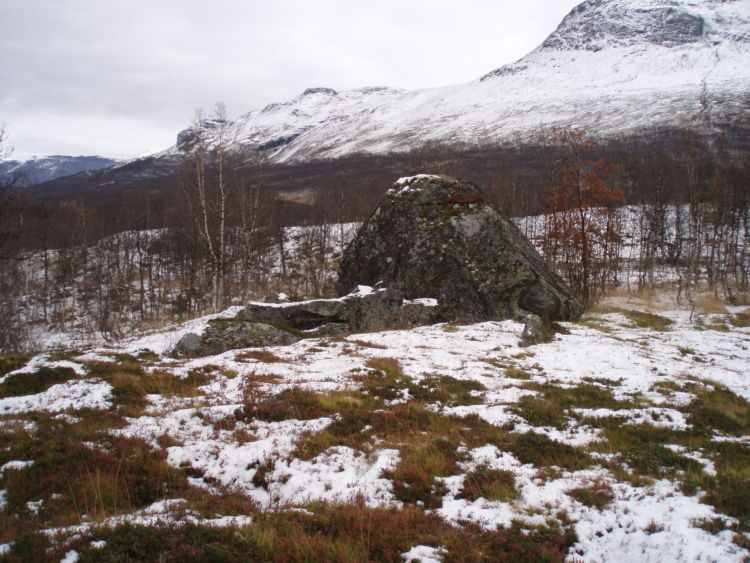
left=614, top=308, right=673, bottom=331
left=386, top=438, right=459, bottom=507
left=0, top=354, right=31, bottom=376
left=729, top=310, right=750, bottom=328
left=513, top=395, right=567, bottom=429
left=459, top=465, right=518, bottom=503
left=505, top=366, right=533, bottom=380
left=235, top=350, right=287, bottom=363
left=567, top=481, right=614, bottom=509
left=241, top=387, right=358, bottom=423
left=511, top=433, right=591, bottom=471
left=0, top=414, right=190, bottom=542
left=8, top=501, right=577, bottom=562
left=689, top=383, right=750, bottom=436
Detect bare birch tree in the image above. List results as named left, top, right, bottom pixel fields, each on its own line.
left=179, top=104, right=238, bottom=312
left=0, top=124, right=18, bottom=257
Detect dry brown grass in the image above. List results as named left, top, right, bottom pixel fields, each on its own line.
left=567, top=480, right=615, bottom=509
left=12, top=499, right=576, bottom=562
left=235, top=350, right=288, bottom=363
left=692, top=295, right=730, bottom=314
left=347, top=338, right=388, bottom=349
left=0, top=413, right=191, bottom=543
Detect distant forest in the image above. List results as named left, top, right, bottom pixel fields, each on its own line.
left=5, top=125, right=748, bottom=248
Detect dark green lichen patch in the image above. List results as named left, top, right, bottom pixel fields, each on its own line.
left=0, top=354, right=31, bottom=376
left=0, top=366, right=79, bottom=398
left=261, top=321, right=316, bottom=340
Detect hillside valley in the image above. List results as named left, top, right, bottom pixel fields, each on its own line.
left=1, top=0, right=749, bottom=561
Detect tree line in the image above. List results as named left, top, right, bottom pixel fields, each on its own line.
left=0, top=118, right=747, bottom=350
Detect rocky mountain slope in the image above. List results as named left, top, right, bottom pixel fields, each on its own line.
left=24, top=0, right=749, bottom=203
left=175, top=0, right=749, bottom=163
left=0, top=155, right=118, bottom=187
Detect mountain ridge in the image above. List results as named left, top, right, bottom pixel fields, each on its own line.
left=22, top=0, right=750, bottom=197
left=0, top=155, right=119, bottom=187
left=169, top=0, right=748, bottom=164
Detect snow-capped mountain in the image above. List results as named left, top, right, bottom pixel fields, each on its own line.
left=0, top=155, right=119, bottom=187
left=176, top=0, right=749, bottom=163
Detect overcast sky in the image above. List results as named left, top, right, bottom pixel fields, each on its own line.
left=1, top=0, right=581, bottom=160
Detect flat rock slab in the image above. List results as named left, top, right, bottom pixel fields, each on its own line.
left=338, top=175, right=583, bottom=322
left=172, top=320, right=298, bottom=357
left=170, top=286, right=440, bottom=357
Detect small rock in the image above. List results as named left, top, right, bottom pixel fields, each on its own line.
left=520, top=314, right=547, bottom=347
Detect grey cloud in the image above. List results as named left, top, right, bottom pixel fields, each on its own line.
left=0, top=0, right=580, bottom=159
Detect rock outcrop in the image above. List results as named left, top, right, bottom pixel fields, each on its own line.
left=171, top=320, right=298, bottom=357
left=170, top=286, right=440, bottom=356
left=237, top=286, right=438, bottom=334
left=338, top=175, right=583, bottom=322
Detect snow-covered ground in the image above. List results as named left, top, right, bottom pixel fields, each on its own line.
left=0, top=291, right=748, bottom=561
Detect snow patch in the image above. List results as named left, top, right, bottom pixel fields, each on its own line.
left=575, top=407, right=690, bottom=430
left=402, top=545, right=446, bottom=562
left=0, top=460, right=35, bottom=475
left=0, top=380, right=112, bottom=414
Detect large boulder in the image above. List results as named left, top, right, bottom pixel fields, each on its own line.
left=338, top=175, right=583, bottom=322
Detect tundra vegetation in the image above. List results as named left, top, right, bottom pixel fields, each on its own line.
left=0, top=126, right=748, bottom=561
left=0, top=287, right=748, bottom=560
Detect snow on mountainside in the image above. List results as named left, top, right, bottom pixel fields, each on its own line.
left=0, top=155, right=119, bottom=186
left=174, top=0, right=749, bottom=164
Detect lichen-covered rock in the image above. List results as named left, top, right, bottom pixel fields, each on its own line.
left=171, top=320, right=298, bottom=357
left=172, top=286, right=441, bottom=357
left=520, top=314, right=546, bottom=346
left=238, top=286, right=440, bottom=333
left=338, top=175, right=583, bottom=322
